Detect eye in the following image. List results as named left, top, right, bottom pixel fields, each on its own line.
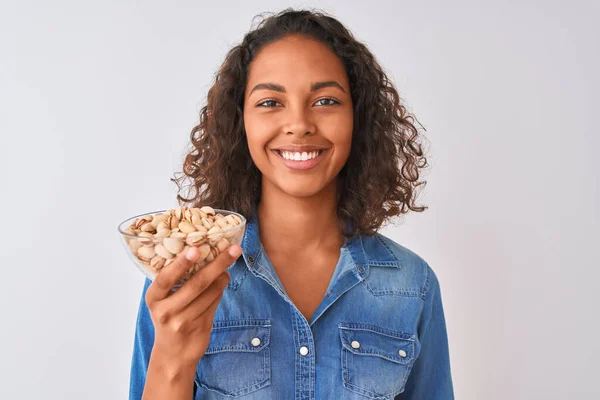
left=255, top=97, right=341, bottom=108
left=256, top=99, right=281, bottom=108
left=314, top=97, right=340, bottom=106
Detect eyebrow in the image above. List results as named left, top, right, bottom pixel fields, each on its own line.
left=249, top=81, right=347, bottom=96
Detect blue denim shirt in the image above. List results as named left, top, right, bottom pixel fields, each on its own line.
left=130, top=215, right=454, bottom=399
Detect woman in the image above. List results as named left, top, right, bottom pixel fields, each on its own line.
left=130, top=8, right=454, bottom=400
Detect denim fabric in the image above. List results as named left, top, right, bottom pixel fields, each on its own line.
left=130, top=215, right=454, bottom=399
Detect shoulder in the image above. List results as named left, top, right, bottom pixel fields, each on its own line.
left=360, top=232, right=439, bottom=300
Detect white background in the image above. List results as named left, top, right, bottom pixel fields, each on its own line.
left=1, top=0, right=598, bottom=398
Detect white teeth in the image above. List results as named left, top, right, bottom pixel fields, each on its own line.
left=280, top=150, right=321, bottom=161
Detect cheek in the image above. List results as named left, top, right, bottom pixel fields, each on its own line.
left=244, top=126, right=273, bottom=166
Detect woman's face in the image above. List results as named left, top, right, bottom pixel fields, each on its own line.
left=243, top=34, right=353, bottom=199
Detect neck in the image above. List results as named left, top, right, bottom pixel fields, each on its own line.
left=257, top=179, right=344, bottom=256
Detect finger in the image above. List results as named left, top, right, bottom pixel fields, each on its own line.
left=166, top=243, right=242, bottom=309
left=175, top=271, right=230, bottom=329
left=146, top=246, right=203, bottom=303
left=192, top=275, right=228, bottom=330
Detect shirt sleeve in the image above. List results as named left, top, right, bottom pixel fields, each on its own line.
left=129, top=278, right=155, bottom=400
left=396, top=264, right=455, bottom=399
left=129, top=278, right=200, bottom=399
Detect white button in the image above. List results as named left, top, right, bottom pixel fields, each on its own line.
left=299, top=346, right=309, bottom=356
left=251, top=337, right=261, bottom=347
left=351, top=340, right=360, bottom=349
left=398, top=349, right=407, bottom=358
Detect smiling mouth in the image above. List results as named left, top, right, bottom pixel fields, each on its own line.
left=270, top=148, right=329, bottom=170
left=272, top=149, right=327, bottom=161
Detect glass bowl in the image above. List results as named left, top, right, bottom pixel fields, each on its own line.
left=117, top=207, right=246, bottom=290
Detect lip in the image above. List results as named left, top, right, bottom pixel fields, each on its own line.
left=271, top=144, right=328, bottom=152
left=271, top=149, right=329, bottom=171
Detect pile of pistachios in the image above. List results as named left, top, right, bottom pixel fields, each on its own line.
left=123, top=206, right=244, bottom=283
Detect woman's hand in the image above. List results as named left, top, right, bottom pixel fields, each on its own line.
left=144, top=243, right=243, bottom=369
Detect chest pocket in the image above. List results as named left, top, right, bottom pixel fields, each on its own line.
left=196, top=319, right=271, bottom=397
left=339, top=322, right=417, bottom=399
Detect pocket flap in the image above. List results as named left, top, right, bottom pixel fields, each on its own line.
left=339, top=322, right=415, bottom=364
left=205, top=319, right=271, bottom=354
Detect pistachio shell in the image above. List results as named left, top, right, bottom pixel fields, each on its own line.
left=155, top=244, right=174, bottom=259
left=154, top=229, right=171, bottom=239
left=163, top=237, right=184, bottom=254
left=193, top=224, right=208, bottom=233
left=154, top=213, right=169, bottom=223
left=207, top=226, right=223, bottom=243
left=191, top=214, right=202, bottom=226
left=140, top=221, right=155, bottom=233
left=150, top=255, right=166, bottom=272
left=186, top=231, right=207, bottom=246
left=184, top=208, right=193, bottom=222
left=195, top=243, right=211, bottom=262
left=179, top=221, right=196, bottom=234
left=138, top=246, right=156, bottom=261
left=138, top=231, right=154, bottom=246
left=215, top=237, right=230, bottom=252
left=215, top=218, right=229, bottom=229
left=201, top=217, right=213, bottom=230
left=156, top=221, right=169, bottom=231
left=191, top=208, right=202, bottom=221
left=200, top=206, right=215, bottom=216
left=170, top=231, right=187, bottom=239
left=175, top=206, right=184, bottom=221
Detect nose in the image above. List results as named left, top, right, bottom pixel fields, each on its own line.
left=282, top=106, right=316, bottom=137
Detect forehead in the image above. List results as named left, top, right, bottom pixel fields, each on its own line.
left=246, top=35, right=348, bottom=91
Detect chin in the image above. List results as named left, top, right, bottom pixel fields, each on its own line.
left=276, top=179, right=325, bottom=198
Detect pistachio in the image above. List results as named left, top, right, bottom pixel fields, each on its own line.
left=186, top=231, right=207, bottom=246
left=138, top=231, right=154, bottom=246
left=128, top=239, right=142, bottom=253
left=170, top=231, right=187, bottom=240
left=207, top=226, right=223, bottom=244
left=224, top=215, right=237, bottom=226
left=200, top=206, right=215, bottom=216
left=141, top=222, right=155, bottom=233
left=154, top=229, right=171, bottom=239
left=167, top=215, right=178, bottom=229
left=191, top=213, right=202, bottom=226
left=184, top=208, right=193, bottom=222
left=201, top=217, right=213, bottom=230
left=216, top=237, right=230, bottom=252
left=197, top=243, right=212, bottom=261
left=156, top=221, right=170, bottom=232
left=178, top=221, right=196, bottom=234
left=137, top=246, right=156, bottom=261
left=215, top=218, right=229, bottom=229
left=155, top=243, right=175, bottom=259
left=150, top=255, right=166, bottom=272
left=163, top=237, right=184, bottom=254
left=175, top=206, right=184, bottom=221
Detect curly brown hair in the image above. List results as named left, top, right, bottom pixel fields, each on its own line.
left=172, top=7, right=429, bottom=239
